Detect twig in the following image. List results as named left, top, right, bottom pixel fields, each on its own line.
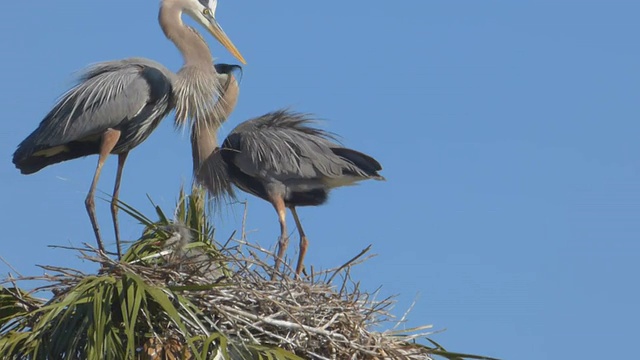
left=328, top=244, right=373, bottom=284
left=0, top=255, right=23, bottom=277
left=220, top=305, right=350, bottom=343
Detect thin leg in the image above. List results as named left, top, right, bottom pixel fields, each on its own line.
left=85, top=128, right=121, bottom=254
left=111, top=151, right=129, bottom=260
left=290, top=207, right=309, bottom=278
left=271, top=196, right=288, bottom=279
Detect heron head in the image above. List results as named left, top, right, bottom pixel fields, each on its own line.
left=183, top=0, right=246, bottom=64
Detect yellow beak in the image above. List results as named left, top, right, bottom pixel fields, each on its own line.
left=205, top=17, right=246, bottom=64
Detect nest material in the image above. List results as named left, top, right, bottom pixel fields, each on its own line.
left=8, top=227, right=435, bottom=360
left=144, top=233, right=434, bottom=359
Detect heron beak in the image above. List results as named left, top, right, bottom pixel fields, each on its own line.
left=204, top=15, right=246, bottom=65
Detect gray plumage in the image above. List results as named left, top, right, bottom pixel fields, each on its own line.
left=162, top=222, right=225, bottom=281
left=192, top=64, right=384, bottom=277
left=12, top=0, right=245, bottom=257
left=13, top=59, right=174, bottom=173
left=222, top=110, right=385, bottom=203
left=235, top=111, right=381, bottom=180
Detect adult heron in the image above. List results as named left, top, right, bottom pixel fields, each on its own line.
left=192, top=64, right=385, bottom=277
left=12, top=0, right=245, bottom=257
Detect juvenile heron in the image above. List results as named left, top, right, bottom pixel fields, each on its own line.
left=12, top=0, right=245, bottom=257
left=192, top=64, right=385, bottom=277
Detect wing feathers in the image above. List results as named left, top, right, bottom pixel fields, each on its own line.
left=224, top=110, right=382, bottom=183
left=13, top=58, right=173, bottom=173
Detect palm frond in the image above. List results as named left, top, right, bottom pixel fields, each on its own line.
left=0, top=187, right=497, bottom=360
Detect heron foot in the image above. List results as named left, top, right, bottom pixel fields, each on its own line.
left=85, top=194, right=105, bottom=253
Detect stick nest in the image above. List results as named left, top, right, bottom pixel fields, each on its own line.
left=6, top=224, right=436, bottom=360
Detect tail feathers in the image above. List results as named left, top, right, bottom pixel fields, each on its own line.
left=331, top=147, right=384, bottom=180
left=13, top=141, right=99, bottom=174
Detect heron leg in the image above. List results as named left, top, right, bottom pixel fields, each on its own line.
left=110, top=151, right=129, bottom=260
left=85, top=128, right=121, bottom=254
left=271, top=196, right=288, bottom=279
left=290, top=207, right=309, bottom=278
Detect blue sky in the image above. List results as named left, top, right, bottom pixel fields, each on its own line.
left=1, top=0, right=639, bottom=358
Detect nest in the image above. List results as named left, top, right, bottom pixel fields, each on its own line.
left=2, top=225, right=437, bottom=360
left=2, top=188, right=491, bottom=360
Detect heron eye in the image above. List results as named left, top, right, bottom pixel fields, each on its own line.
left=203, top=8, right=212, bottom=16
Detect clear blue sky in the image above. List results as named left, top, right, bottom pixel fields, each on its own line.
left=1, top=1, right=638, bottom=358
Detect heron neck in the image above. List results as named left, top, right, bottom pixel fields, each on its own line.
left=159, top=2, right=213, bottom=67
left=191, top=127, right=219, bottom=174
left=190, top=75, right=239, bottom=172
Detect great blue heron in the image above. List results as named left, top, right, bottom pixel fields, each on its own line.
left=12, top=0, right=245, bottom=257
left=192, top=64, right=385, bottom=277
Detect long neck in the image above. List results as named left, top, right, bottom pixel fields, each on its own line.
left=191, top=127, right=218, bottom=175
left=191, top=74, right=239, bottom=170
left=189, top=74, right=240, bottom=200
left=159, top=2, right=213, bottom=67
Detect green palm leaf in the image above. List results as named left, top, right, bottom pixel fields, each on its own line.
left=0, top=186, right=496, bottom=360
